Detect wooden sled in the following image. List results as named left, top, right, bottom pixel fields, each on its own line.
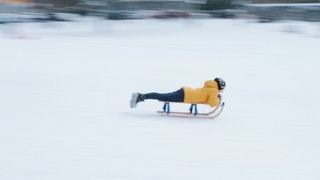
left=157, top=101, right=225, bottom=119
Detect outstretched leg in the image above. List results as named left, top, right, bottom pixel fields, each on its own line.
left=130, top=88, right=184, bottom=108
left=144, top=88, right=184, bottom=102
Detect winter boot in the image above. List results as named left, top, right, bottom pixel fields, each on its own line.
left=130, top=93, right=146, bottom=108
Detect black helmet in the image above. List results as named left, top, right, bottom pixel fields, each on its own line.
left=214, top=77, right=226, bottom=90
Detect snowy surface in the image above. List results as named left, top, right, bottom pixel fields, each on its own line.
left=1, top=18, right=320, bottom=180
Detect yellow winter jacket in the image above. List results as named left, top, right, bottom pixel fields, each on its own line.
left=183, top=80, right=220, bottom=107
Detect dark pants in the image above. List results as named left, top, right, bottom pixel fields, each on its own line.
left=144, top=88, right=184, bottom=102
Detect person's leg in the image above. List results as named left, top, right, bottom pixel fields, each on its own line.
left=143, top=88, right=184, bottom=102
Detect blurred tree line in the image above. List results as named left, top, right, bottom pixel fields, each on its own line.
left=1, top=0, right=320, bottom=21
left=31, top=0, right=320, bottom=8
left=29, top=0, right=320, bottom=13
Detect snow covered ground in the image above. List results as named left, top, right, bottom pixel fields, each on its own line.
left=1, top=18, right=320, bottom=180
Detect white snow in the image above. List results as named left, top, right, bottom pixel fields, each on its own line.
left=1, top=18, right=320, bottom=180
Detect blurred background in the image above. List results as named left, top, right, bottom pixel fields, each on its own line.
left=1, top=0, right=320, bottom=23
left=1, top=1, right=320, bottom=180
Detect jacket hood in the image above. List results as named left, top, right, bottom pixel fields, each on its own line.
left=204, top=80, right=218, bottom=89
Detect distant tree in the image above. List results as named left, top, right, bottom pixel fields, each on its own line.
left=33, top=0, right=79, bottom=7
left=202, top=0, right=233, bottom=10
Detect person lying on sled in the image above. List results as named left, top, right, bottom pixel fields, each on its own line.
left=130, top=77, right=226, bottom=109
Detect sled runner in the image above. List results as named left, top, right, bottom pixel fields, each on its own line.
left=157, top=101, right=225, bottom=119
